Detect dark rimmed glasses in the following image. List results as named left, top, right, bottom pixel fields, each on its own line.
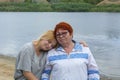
left=56, top=31, right=68, bottom=38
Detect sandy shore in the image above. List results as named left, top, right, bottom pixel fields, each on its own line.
left=0, top=55, right=15, bottom=80
left=0, top=55, right=113, bottom=80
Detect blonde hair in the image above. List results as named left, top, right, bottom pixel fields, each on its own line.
left=40, top=30, right=55, bottom=40
left=36, top=30, right=57, bottom=47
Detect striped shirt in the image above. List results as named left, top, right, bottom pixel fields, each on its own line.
left=42, top=42, right=100, bottom=80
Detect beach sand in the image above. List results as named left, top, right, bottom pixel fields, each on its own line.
left=0, top=55, right=112, bottom=80
left=0, top=55, right=15, bottom=80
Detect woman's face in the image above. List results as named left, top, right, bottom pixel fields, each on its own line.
left=55, top=29, right=73, bottom=45
left=40, top=39, right=56, bottom=51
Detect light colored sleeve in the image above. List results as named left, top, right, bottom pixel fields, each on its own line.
left=87, top=47, right=100, bottom=80
left=41, top=54, right=52, bottom=80
left=16, top=47, right=32, bottom=72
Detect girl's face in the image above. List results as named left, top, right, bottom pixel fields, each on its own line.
left=40, top=39, right=56, bottom=51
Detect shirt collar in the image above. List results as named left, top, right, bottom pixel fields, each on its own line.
left=56, top=40, right=82, bottom=52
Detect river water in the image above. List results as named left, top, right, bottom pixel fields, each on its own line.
left=0, top=12, right=120, bottom=79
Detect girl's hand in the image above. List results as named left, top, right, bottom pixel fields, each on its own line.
left=80, top=40, right=88, bottom=47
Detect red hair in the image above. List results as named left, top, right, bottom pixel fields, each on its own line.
left=54, top=22, right=73, bottom=38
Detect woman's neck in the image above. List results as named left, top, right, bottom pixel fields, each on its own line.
left=63, top=41, right=74, bottom=54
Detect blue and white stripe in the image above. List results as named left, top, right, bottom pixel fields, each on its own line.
left=42, top=42, right=100, bottom=80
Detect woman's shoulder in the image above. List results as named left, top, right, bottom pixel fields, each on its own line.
left=18, top=42, right=34, bottom=56
left=48, top=48, right=56, bottom=53
left=47, top=49, right=57, bottom=56
left=20, top=42, right=33, bottom=50
left=74, top=42, right=91, bottom=52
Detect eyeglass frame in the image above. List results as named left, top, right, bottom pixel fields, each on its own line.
left=55, top=31, right=68, bottom=38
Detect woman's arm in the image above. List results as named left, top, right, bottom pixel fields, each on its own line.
left=87, top=48, right=100, bottom=80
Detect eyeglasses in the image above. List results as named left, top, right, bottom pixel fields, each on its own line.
left=56, top=31, right=68, bottom=38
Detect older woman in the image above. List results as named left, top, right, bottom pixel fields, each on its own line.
left=42, top=22, right=100, bottom=80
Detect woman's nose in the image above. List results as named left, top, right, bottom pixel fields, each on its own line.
left=59, top=34, right=64, bottom=38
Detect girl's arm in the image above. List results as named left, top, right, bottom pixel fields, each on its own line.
left=23, top=71, right=38, bottom=80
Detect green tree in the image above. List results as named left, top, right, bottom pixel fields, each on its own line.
left=84, top=0, right=103, bottom=4
left=25, top=0, right=32, bottom=3
left=49, top=0, right=84, bottom=3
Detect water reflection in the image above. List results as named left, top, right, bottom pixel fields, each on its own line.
left=105, top=13, right=120, bottom=40
left=106, top=28, right=120, bottom=39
